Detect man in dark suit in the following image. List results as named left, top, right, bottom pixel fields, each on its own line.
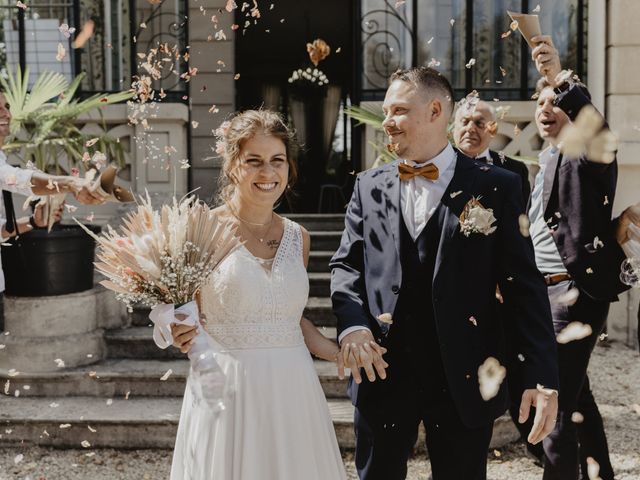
left=528, top=35, right=631, bottom=480
left=329, top=67, right=559, bottom=480
left=453, top=99, right=531, bottom=203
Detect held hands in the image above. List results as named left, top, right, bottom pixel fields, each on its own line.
left=339, top=329, right=388, bottom=384
left=531, top=35, right=562, bottom=86
left=66, top=177, right=108, bottom=205
left=519, top=386, right=559, bottom=445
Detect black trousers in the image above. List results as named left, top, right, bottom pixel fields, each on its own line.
left=354, top=384, right=493, bottom=480
left=541, top=280, right=614, bottom=480
left=0, top=292, right=4, bottom=332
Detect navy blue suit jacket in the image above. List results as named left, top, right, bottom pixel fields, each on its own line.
left=330, top=152, right=559, bottom=428
left=542, top=84, right=629, bottom=301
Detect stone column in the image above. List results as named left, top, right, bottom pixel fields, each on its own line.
left=605, top=0, right=640, bottom=349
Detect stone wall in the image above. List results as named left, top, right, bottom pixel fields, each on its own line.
left=605, top=0, right=640, bottom=348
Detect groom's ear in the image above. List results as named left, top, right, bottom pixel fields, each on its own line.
left=430, top=99, right=443, bottom=121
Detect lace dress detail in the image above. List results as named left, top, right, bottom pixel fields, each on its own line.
left=200, top=218, right=309, bottom=349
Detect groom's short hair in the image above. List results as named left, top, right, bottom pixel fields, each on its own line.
left=390, top=67, right=455, bottom=117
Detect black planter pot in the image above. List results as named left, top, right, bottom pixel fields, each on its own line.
left=1, top=224, right=101, bottom=297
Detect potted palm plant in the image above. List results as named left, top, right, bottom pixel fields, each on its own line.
left=0, top=67, right=133, bottom=296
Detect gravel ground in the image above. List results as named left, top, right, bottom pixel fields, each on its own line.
left=1, top=342, right=638, bottom=480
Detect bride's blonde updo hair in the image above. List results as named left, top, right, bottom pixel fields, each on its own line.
left=215, top=109, right=298, bottom=206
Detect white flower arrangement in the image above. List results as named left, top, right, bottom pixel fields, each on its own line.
left=459, top=197, right=498, bottom=237
left=287, top=67, right=329, bottom=86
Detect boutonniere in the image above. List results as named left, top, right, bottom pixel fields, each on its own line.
left=459, top=197, right=497, bottom=237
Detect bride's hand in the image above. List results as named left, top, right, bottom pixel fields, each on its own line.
left=332, top=348, right=346, bottom=380
left=171, top=322, right=198, bottom=354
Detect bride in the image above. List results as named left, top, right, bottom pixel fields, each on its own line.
left=169, top=110, right=366, bottom=479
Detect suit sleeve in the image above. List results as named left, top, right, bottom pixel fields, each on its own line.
left=329, top=175, right=373, bottom=338
left=497, top=176, right=559, bottom=390
left=554, top=83, right=615, bottom=171
left=516, top=161, right=531, bottom=203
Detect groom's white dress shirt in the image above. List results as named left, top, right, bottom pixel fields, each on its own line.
left=338, top=143, right=457, bottom=343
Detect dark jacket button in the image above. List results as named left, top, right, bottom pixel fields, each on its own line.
left=391, top=285, right=400, bottom=294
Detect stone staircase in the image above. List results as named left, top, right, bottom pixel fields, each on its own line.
left=0, top=214, right=358, bottom=449
left=0, top=213, right=519, bottom=451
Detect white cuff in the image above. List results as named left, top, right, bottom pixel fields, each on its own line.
left=338, top=326, right=372, bottom=345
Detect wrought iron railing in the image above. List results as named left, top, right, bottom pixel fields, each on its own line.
left=356, top=0, right=587, bottom=102
left=0, top=0, right=188, bottom=102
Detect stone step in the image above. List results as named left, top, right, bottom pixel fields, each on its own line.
left=309, top=231, right=342, bottom=251
left=309, top=272, right=331, bottom=297
left=130, top=297, right=337, bottom=328
left=0, top=396, right=519, bottom=450
left=105, top=326, right=339, bottom=360
left=0, top=356, right=347, bottom=399
left=0, top=396, right=356, bottom=449
left=283, top=214, right=345, bottom=232
left=308, top=250, right=333, bottom=273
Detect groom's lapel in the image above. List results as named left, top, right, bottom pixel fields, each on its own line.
left=383, top=161, right=402, bottom=261
left=434, top=153, right=480, bottom=279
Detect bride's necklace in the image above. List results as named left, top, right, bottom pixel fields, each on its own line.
left=227, top=203, right=274, bottom=243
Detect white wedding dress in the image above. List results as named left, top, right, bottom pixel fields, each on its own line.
left=170, top=218, right=347, bottom=480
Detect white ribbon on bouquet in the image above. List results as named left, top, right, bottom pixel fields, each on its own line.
left=149, top=300, right=227, bottom=411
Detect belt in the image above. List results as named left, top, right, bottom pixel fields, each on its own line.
left=543, top=272, right=572, bottom=286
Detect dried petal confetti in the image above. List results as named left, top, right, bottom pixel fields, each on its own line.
left=532, top=4, right=541, bottom=13
left=307, top=38, right=331, bottom=67
left=56, top=43, right=66, bottom=62
left=54, top=358, right=65, bottom=368
left=59, top=423, right=72, bottom=429
left=81, top=440, right=91, bottom=448
left=586, top=457, right=600, bottom=480
left=465, top=58, right=476, bottom=69
left=377, top=313, right=393, bottom=325
left=571, top=411, right=584, bottom=423
left=557, top=288, right=580, bottom=306
left=88, top=425, right=97, bottom=433
left=59, top=23, right=76, bottom=38
left=16, top=1, right=27, bottom=10
left=386, top=143, right=399, bottom=153
left=510, top=20, right=519, bottom=31
left=160, top=369, right=173, bottom=381
left=557, top=321, right=592, bottom=344
left=557, top=104, right=617, bottom=164
left=478, top=357, right=506, bottom=401
left=14, top=454, right=23, bottom=465
left=225, top=0, right=237, bottom=12
left=469, top=316, right=478, bottom=326
left=427, top=58, right=441, bottom=68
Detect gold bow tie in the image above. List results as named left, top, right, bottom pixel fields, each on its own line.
left=398, top=162, right=440, bottom=181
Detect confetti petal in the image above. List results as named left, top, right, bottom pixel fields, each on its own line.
left=557, top=321, right=592, bottom=344
left=478, top=357, right=506, bottom=401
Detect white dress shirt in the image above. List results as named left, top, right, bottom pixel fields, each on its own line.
left=339, top=144, right=457, bottom=342
left=0, top=150, right=35, bottom=292
left=476, top=148, right=491, bottom=163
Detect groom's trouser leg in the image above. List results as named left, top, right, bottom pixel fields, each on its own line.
left=422, top=399, right=493, bottom=480
left=576, top=376, right=614, bottom=480
left=354, top=395, right=421, bottom=480
left=542, top=282, right=613, bottom=480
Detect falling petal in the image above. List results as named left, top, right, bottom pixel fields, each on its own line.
left=571, top=411, right=585, bottom=423
left=557, top=321, right=592, bottom=344
left=478, top=357, right=506, bottom=401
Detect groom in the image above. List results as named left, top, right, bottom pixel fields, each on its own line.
left=330, top=67, right=559, bottom=480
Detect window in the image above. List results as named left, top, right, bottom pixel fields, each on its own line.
left=358, top=0, right=587, bottom=101
left=0, top=0, right=189, bottom=101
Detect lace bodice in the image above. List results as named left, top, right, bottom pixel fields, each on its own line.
left=200, top=218, right=309, bottom=349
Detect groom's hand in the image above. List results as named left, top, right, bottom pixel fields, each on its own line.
left=519, top=387, right=559, bottom=445
left=340, top=330, right=388, bottom=384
